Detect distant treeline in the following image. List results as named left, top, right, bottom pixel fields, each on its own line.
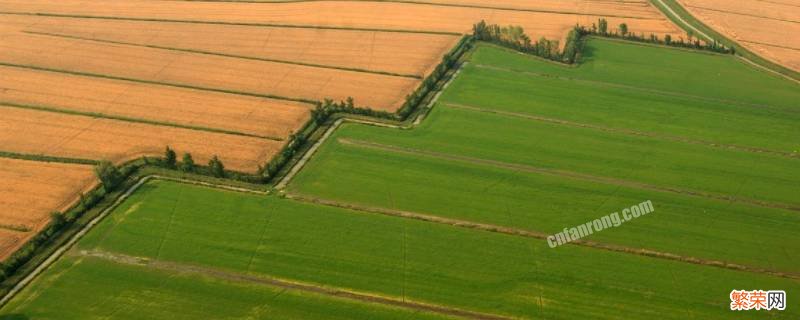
left=473, top=18, right=732, bottom=65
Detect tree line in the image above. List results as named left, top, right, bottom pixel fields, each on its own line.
left=589, top=18, right=732, bottom=54
left=473, top=18, right=732, bottom=66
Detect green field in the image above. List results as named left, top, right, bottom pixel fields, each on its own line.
left=289, top=39, right=800, bottom=275
left=4, top=181, right=798, bottom=319
left=3, top=38, right=798, bottom=319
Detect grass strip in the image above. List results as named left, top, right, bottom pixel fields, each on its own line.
left=0, top=151, right=98, bottom=165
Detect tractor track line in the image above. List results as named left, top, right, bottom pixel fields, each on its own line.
left=441, top=102, right=799, bottom=160
left=286, top=193, right=800, bottom=280
left=75, top=249, right=512, bottom=320
left=337, top=138, right=800, bottom=213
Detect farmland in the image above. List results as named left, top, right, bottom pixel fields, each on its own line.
left=3, top=35, right=798, bottom=319
left=0, top=0, right=686, bottom=266
left=0, top=107, right=282, bottom=172
left=1, top=0, right=798, bottom=318
left=0, top=158, right=95, bottom=259
left=0, top=66, right=310, bottom=139
left=4, top=180, right=798, bottom=319
left=677, top=0, right=800, bottom=72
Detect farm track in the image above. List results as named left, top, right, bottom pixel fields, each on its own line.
left=0, top=12, right=461, bottom=36
left=162, top=0, right=661, bottom=20
left=24, top=31, right=421, bottom=79
left=72, top=248, right=511, bottom=320
left=285, top=193, right=800, bottom=280
left=441, top=102, right=800, bottom=160
left=472, top=63, right=796, bottom=113
left=0, top=102, right=284, bottom=141
left=0, top=62, right=317, bottom=105
left=337, top=138, right=800, bottom=213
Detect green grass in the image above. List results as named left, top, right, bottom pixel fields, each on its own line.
left=471, top=41, right=800, bottom=109
left=288, top=39, right=800, bottom=274
left=289, top=131, right=800, bottom=273
left=2, top=257, right=446, bottom=320
left=441, top=63, right=800, bottom=153
left=5, top=181, right=798, bottom=319
left=329, top=106, right=800, bottom=208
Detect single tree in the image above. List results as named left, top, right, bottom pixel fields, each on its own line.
left=164, top=146, right=177, bottom=169
left=619, top=23, right=628, bottom=37
left=664, top=34, right=672, bottom=44
left=598, top=18, right=608, bottom=35
left=95, top=161, right=122, bottom=190
left=180, top=152, right=195, bottom=172
left=208, top=155, right=225, bottom=178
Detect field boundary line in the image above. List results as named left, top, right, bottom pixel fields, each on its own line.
left=0, top=151, right=98, bottom=165
left=0, top=62, right=318, bottom=105
left=441, top=102, right=800, bottom=159
left=286, top=193, right=800, bottom=280
left=0, top=175, right=268, bottom=308
left=0, top=102, right=284, bottom=141
left=274, top=62, right=467, bottom=189
left=161, top=0, right=661, bottom=20
left=0, top=176, right=152, bottom=308
left=338, top=138, right=800, bottom=213
left=25, top=31, right=422, bottom=79
left=471, top=63, right=799, bottom=112
left=75, top=249, right=512, bottom=320
left=682, top=5, right=800, bottom=24
left=0, top=12, right=461, bottom=36
left=651, top=0, right=800, bottom=84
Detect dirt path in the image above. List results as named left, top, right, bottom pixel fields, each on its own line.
left=286, top=193, right=800, bottom=280
left=75, top=249, right=512, bottom=320
left=338, top=138, right=800, bottom=213
left=441, top=102, right=799, bottom=160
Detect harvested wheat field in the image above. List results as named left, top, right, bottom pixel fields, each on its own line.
left=0, top=66, right=310, bottom=139
left=0, top=107, right=282, bottom=172
left=678, top=0, right=800, bottom=71
left=377, top=0, right=666, bottom=18
left=0, top=32, right=418, bottom=111
left=0, top=158, right=95, bottom=259
left=6, top=15, right=461, bottom=77
left=0, top=0, right=681, bottom=42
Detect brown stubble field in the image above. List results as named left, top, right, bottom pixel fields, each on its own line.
left=678, top=0, right=800, bottom=71
left=0, top=107, right=282, bottom=173
left=0, top=32, right=419, bottom=111
left=3, top=15, right=461, bottom=77
left=0, top=66, right=310, bottom=139
left=0, top=0, right=682, bottom=43
left=0, top=158, right=95, bottom=259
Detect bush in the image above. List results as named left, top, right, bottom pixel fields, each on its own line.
left=94, top=161, right=123, bottom=190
